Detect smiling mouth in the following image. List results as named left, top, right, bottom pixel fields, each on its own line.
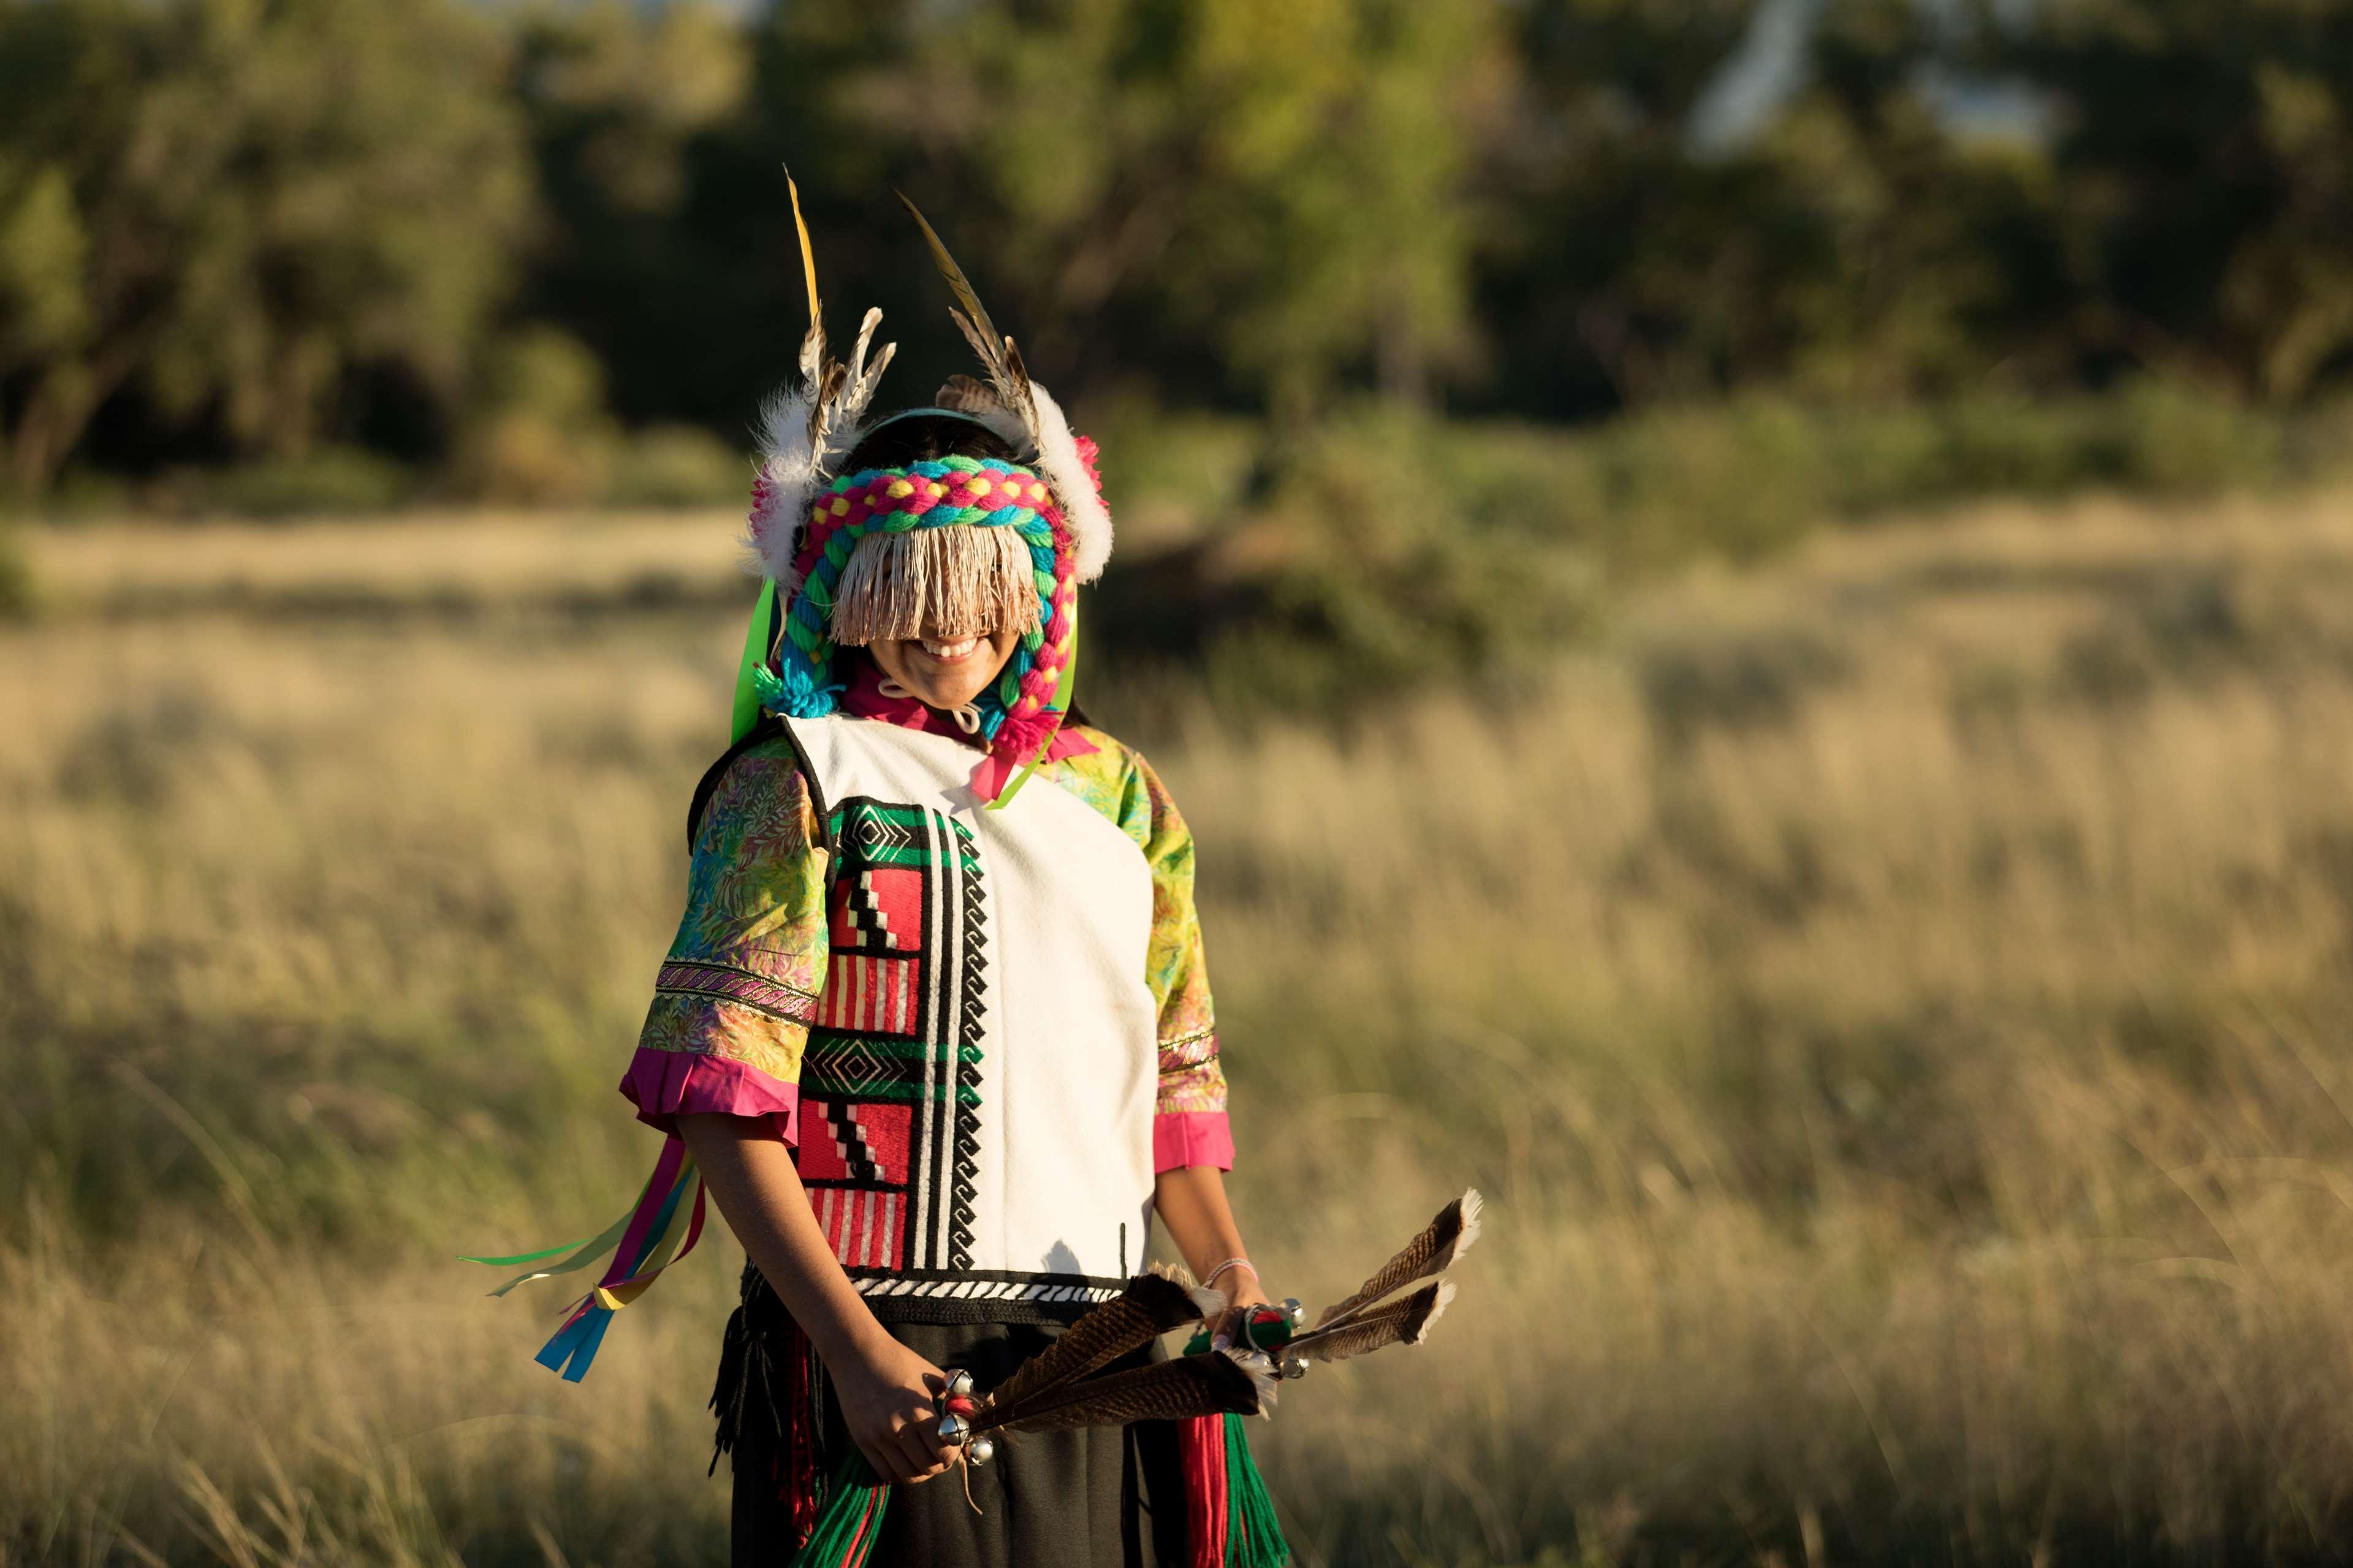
left=919, top=635, right=982, bottom=662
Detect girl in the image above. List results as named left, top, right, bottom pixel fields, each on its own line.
left=524, top=200, right=1279, bottom=1567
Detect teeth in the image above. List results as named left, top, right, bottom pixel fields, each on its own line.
left=921, top=637, right=979, bottom=659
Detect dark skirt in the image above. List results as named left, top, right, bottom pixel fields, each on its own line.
left=716, top=1267, right=1190, bottom=1568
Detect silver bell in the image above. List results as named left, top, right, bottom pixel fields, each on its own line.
left=967, top=1434, right=996, bottom=1466
left=1280, top=1298, right=1306, bottom=1330
left=945, top=1368, right=976, bottom=1399
left=938, top=1413, right=970, bottom=1443
left=1281, top=1354, right=1310, bottom=1380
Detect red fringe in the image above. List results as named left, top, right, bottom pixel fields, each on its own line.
left=780, top=1313, right=819, bottom=1546
left=1180, top=1413, right=1228, bottom=1568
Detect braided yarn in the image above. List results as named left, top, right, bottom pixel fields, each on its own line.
left=767, top=456, right=1078, bottom=781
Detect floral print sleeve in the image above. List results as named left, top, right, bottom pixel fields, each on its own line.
left=1046, top=730, right=1233, bottom=1171
left=619, top=738, right=828, bottom=1145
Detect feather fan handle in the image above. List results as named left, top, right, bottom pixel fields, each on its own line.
left=1315, top=1189, right=1483, bottom=1329
left=1290, top=1281, right=1454, bottom=1364
left=984, top=1273, right=1223, bottom=1419
left=989, top=1350, right=1274, bottom=1436
left=896, top=191, right=1037, bottom=439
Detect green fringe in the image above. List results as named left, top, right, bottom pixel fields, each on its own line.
left=789, top=1453, right=889, bottom=1568
left=1223, top=1412, right=1290, bottom=1568
left=785, top=1419, right=1281, bottom=1566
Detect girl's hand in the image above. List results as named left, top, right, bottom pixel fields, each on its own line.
left=1210, top=1266, right=1277, bottom=1352
left=832, top=1335, right=960, bottom=1485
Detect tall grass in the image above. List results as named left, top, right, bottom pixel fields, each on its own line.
left=15, top=493, right=2353, bottom=1563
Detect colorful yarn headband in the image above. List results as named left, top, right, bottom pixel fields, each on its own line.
left=750, top=451, right=1084, bottom=803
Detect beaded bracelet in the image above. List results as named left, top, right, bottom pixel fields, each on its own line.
left=1202, top=1257, right=1258, bottom=1292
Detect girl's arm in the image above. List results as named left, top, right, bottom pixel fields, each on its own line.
left=678, top=1113, right=960, bottom=1485
left=1155, top=1164, right=1273, bottom=1344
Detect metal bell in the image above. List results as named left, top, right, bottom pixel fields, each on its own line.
left=938, top=1412, right=971, bottom=1443
left=967, top=1434, right=996, bottom=1466
left=1281, top=1354, right=1310, bottom=1380
left=1281, top=1298, right=1306, bottom=1330
left=945, top=1368, right=975, bottom=1399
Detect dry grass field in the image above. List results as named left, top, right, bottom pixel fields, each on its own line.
left=14, top=490, right=2353, bottom=1565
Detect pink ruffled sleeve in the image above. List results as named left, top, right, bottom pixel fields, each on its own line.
left=620, top=1042, right=802, bottom=1143
left=623, top=740, right=827, bottom=1146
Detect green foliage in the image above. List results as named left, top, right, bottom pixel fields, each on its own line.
left=191, top=447, right=415, bottom=517
left=4, top=0, right=2353, bottom=520
left=1981, top=0, right=2353, bottom=401
left=0, top=0, right=533, bottom=494
left=454, top=327, right=620, bottom=506
left=604, top=425, right=747, bottom=508
left=1101, top=382, right=2317, bottom=711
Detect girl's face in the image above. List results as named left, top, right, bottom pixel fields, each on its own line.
left=867, top=622, right=1024, bottom=712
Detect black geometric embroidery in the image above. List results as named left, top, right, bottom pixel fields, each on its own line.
left=948, top=814, right=985, bottom=1270
left=840, top=871, right=903, bottom=950
left=804, top=797, right=989, bottom=1279
left=826, top=1102, right=886, bottom=1184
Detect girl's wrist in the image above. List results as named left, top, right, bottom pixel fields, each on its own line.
left=1201, top=1255, right=1257, bottom=1292
left=791, top=1284, right=897, bottom=1374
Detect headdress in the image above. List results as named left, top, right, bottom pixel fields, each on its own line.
left=729, top=180, right=1114, bottom=805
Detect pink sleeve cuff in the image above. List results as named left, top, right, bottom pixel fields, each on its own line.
left=1153, top=1110, right=1234, bottom=1173
left=620, top=1047, right=799, bottom=1145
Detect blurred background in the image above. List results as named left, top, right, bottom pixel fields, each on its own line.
left=10, top=1, right=2353, bottom=1564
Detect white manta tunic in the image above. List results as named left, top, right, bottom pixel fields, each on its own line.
left=780, top=713, right=1161, bottom=1315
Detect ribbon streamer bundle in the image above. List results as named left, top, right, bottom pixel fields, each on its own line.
left=463, top=1135, right=709, bottom=1381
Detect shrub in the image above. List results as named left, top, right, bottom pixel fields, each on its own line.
left=603, top=425, right=745, bottom=507
left=194, top=447, right=414, bottom=516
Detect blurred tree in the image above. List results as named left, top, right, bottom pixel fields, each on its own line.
left=1983, top=0, right=2353, bottom=401
left=1470, top=0, right=1773, bottom=415
left=0, top=0, right=530, bottom=492
left=509, top=0, right=756, bottom=431
left=1477, top=0, right=2066, bottom=412
left=796, top=0, right=1505, bottom=418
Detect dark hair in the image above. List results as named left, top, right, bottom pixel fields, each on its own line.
left=839, top=411, right=1017, bottom=472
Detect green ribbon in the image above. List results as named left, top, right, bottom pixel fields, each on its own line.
left=731, top=578, right=780, bottom=745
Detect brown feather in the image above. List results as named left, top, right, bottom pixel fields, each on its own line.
left=935, top=374, right=1006, bottom=417
left=989, top=1350, right=1272, bottom=1436
left=1289, top=1281, right=1453, bottom=1365
left=896, top=191, right=1036, bottom=437
left=838, top=308, right=894, bottom=430
left=1315, top=1188, right=1483, bottom=1328
left=806, top=360, right=847, bottom=448
left=983, top=1274, right=1220, bottom=1420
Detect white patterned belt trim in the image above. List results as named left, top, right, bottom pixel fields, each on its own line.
left=853, top=1276, right=1124, bottom=1304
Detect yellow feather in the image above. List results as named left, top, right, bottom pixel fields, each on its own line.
left=785, top=166, right=820, bottom=328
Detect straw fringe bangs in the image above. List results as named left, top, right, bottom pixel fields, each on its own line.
left=829, top=525, right=1044, bottom=646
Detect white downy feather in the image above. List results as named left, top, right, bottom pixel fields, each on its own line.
left=1220, top=1347, right=1282, bottom=1412
left=1026, top=379, right=1113, bottom=583
left=750, top=383, right=821, bottom=589
left=1454, top=1188, right=1484, bottom=1262
left=1407, top=1279, right=1458, bottom=1344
